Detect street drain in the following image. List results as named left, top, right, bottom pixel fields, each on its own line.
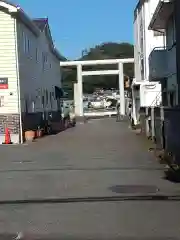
left=109, top=185, right=159, bottom=194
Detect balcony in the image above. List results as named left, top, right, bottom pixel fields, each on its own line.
left=149, top=0, right=174, bottom=30
left=149, top=47, right=167, bottom=81
left=149, top=45, right=176, bottom=81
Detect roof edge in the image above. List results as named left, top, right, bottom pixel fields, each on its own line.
left=148, top=0, right=174, bottom=30
left=0, top=1, right=65, bottom=61
left=134, top=0, right=147, bottom=21
left=0, top=0, right=17, bottom=11
left=0, top=1, right=40, bottom=35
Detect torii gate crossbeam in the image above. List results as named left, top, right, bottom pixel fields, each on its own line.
left=60, top=58, right=134, bottom=117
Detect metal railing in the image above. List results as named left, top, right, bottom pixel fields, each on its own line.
left=150, top=91, right=162, bottom=107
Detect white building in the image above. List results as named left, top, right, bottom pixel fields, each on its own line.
left=0, top=0, right=64, bottom=143
left=148, top=0, right=177, bottom=107
left=132, top=0, right=164, bottom=124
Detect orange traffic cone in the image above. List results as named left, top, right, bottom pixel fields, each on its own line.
left=2, top=127, right=12, bottom=144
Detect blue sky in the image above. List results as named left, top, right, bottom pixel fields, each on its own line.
left=17, top=0, right=137, bottom=60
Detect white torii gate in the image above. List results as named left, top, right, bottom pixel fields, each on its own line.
left=60, top=58, right=134, bottom=117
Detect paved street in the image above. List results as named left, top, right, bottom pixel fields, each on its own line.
left=0, top=118, right=180, bottom=239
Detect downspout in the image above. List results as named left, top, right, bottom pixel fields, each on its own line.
left=174, top=0, right=180, bottom=104
left=132, top=85, right=137, bottom=125
left=14, top=19, right=23, bottom=144
left=133, top=9, right=140, bottom=125
left=136, top=8, right=140, bottom=80
left=142, top=2, right=147, bottom=80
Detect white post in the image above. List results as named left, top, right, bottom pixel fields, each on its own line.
left=145, top=107, right=150, bottom=137
left=131, top=86, right=136, bottom=124
left=151, top=107, right=155, bottom=140
left=77, top=64, right=83, bottom=116
left=118, top=62, right=125, bottom=116
left=73, top=83, right=78, bottom=116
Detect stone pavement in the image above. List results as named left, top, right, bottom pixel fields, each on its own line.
left=0, top=118, right=179, bottom=237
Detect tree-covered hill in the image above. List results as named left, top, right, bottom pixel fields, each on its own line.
left=62, top=42, right=134, bottom=97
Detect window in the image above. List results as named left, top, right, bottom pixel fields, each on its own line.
left=22, top=31, right=26, bottom=53
left=169, top=91, right=175, bottom=107
left=50, top=92, right=53, bottom=108
left=140, top=58, right=144, bottom=80
left=22, top=31, right=31, bottom=54
left=42, top=53, right=45, bottom=70
left=45, top=53, right=48, bottom=63
left=52, top=90, right=54, bottom=98
left=153, top=30, right=164, bottom=37
left=0, top=96, right=4, bottom=107
left=25, top=99, right=28, bottom=113
left=140, top=36, right=143, bottom=52
left=41, top=95, right=45, bottom=107
left=36, top=48, right=38, bottom=62
left=32, top=101, right=35, bottom=113
left=46, top=90, right=48, bottom=105
left=27, top=39, right=30, bottom=53
left=42, top=53, right=48, bottom=70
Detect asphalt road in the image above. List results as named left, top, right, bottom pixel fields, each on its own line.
left=0, top=118, right=180, bottom=239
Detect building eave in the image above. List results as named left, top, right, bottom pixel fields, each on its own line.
left=0, top=1, right=64, bottom=61
left=148, top=0, right=174, bottom=30
left=0, top=1, right=40, bottom=36
left=0, top=0, right=17, bottom=12
left=17, top=9, right=40, bottom=36
left=33, top=18, right=66, bottom=61
left=53, top=47, right=67, bottom=61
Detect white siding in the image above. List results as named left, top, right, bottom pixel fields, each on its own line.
left=0, top=10, right=19, bottom=113
left=134, top=4, right=147, bottom=81
left=134, top=0, right=164, bottom=81
left=144, top=0, right=164, bottom=80
left=134, top=9, right=142, bottom=82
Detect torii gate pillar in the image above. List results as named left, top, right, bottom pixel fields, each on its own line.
left=60, top=58, right=134, bottom=117
left=74, top=64, right=83, bottom=116
left=74, top=62, right=125, bottom=117
left=118, top=62, right=125, bottom=116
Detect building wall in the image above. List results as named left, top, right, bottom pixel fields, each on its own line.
left=133, top=0, right=164, bottom=125
left=174, top=0, right=180, bottom=104
left=165, top=14, right=177, bottom=105
left=144, top=0, right=165, bottom=80
left=37, top=32, right=62, bottom=114
left=16, top=20, right=62, bottom=131
left=0, top=9, right=20, bottom=143
left=134, top=5, right=144, bottom=82
left=161, top=1, right=180, bottom=161
left=0, top=9, right=19, bottom=113
left=134, top=0, right=164, bottom=82
left=16, top=21, right=40, bottom=114
left=17, top=21, right=61, bottom=114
